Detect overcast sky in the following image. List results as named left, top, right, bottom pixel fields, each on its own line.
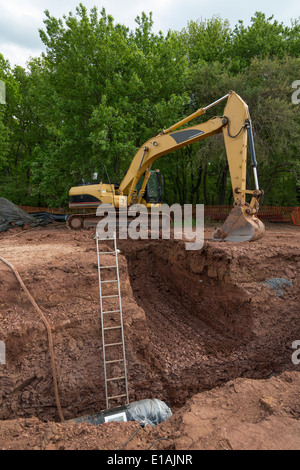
left=1, top=0, right=299, bottom=68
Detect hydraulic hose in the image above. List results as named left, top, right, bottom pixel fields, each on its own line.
left=0, top=255, right=65, bottom=422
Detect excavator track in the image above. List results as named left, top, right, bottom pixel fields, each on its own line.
left=66, top=213, right=134, bottom=230
left=66, top=211, right=171, bottom=232
left=67, top=213, right=98, bottom=230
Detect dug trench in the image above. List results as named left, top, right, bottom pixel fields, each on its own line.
left=0, top=225, right=299, bottom=426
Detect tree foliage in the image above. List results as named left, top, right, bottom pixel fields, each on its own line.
left=0, top=6, right=299, bottom=207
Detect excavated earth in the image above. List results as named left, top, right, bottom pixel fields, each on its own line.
left=0, top=222, right=299, bottom=450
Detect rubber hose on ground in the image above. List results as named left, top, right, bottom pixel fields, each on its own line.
left=0, top=255, right=65, bottom=422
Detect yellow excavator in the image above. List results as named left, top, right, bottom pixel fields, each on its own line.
left=68, top=91, right=265, bottom=242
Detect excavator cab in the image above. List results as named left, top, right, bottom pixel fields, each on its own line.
left=135, top=170, right=163, bottom=205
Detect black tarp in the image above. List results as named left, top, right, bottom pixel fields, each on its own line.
left=29, top=212, right=68, bottom=222
left=0, top=197, right=50, bottom=232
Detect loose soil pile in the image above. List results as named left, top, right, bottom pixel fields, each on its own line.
left=0, top=223, right=299, bottom=450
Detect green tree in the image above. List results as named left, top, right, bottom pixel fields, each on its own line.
left=180, top=16, right=232, bottom=65
left=31, top=5, right=189, bottom=205
left=230, top=12, right=300, bottom=73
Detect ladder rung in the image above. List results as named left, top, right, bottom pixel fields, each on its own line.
left=102, top=310, right=120, bottom=314
left=102, top=295, right=119, bottom=298
left=107, top=394, right=127, bottom=400
left=101, top=280, right=118, bottom=284
left=103, top=326, right=122, bottom=331
left=99, top=251, right=115, bottom=255
left=100, top=266, right=117, bottom=269
left=105, top=342, right=123, bottom=347
left=96, top=237, right=115, bottom=241
left=106, top=359, right=124, bottom=364
left=107, top=376, right=126, bottom=382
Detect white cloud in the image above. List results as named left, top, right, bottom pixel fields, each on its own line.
left=0, top=43, right=39, bottom=69
left=0, top=1, right=43, bottom=54
left=0, top=0, right=42, bottom=19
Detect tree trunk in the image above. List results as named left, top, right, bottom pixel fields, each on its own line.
left=190, top=165, right=203, bottom=205
left=203, top=164, right=209, bottom=205
left=217, top=165, right=228, bottom=205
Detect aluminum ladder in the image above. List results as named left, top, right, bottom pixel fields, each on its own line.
left=95, top=231, right=129, bottom=410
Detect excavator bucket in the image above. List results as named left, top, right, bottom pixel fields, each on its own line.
left=212, top=206, right=265, bottom=242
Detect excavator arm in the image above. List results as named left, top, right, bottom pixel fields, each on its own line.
left=120, top=92, right=255, bottom=204
left=118, top=115, right=225, bottom=201
left=116, top=90, right=265, bottom=241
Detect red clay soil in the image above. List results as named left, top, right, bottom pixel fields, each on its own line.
left=0, top=222, right=299, bottom=450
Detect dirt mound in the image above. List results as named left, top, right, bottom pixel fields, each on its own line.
left=0, top=223, right=299, bottom=449
left=162, top=371, right=300, bottom=450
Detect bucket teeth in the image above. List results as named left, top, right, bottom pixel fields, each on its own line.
left=212, top=206, right=265, bottom=242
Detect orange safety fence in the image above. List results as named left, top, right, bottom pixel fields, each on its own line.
left=204, top=205, right=299, bottom=224
left=19, top=205, right=66, bottom=214
left=291, top=207, right=300, bottom=226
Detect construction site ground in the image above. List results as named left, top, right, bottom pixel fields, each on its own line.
left=0, top=222, right=299, bottom=450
